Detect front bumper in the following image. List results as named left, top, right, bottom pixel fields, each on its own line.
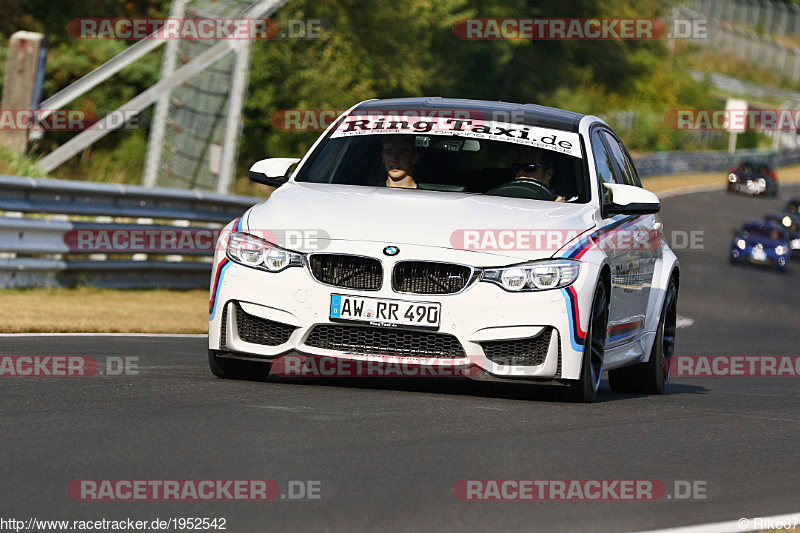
left=731, top=247, right=788, bottom=268
left=209, top=247, right=597, bottom=382
left=728, top=179, right=770, bottom=195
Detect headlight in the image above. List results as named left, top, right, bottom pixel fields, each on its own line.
left=782, top=216, right=792, bottom=228
left=736, top=239, right=746, bottom=250
left=481, top=260, right=580, bottom=292
left=776, top=245, right=788, bottom=256
left=728, top=173, right=737, bottom=183
left=758, top=178, right=767, bottom=186
left=791, top=238, right=800, bottom=250
left=226, top=232, right=303, bottom=272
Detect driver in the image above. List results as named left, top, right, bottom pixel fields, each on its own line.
left=513, top=148, right=565, bottom=202
left=381, top=135, right=419, bottom=188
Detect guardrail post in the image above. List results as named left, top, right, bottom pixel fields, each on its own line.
left=776, top=42, right=787, bottom=76
left=0, top=32, right=47, bottom=154
left=777, top=2, right=788, bottom=36
left=764, top=0, right=774, bottom=35
left=737, top=0, right=747, bottom=26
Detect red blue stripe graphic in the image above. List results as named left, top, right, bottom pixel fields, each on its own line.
left=209, top=216, right=242, bottom=320
left=561, top=285, right=587, bottom=352
left=558, top=216, right=640, bottom=351
left=560, top=215, right=639, bottom=260
left=606, top=318, right=644, bottom=343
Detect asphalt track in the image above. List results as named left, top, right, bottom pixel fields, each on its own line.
left=2, top=185, right=800, bottom=533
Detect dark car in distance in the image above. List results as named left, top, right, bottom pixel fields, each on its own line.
left=727, top=160, right=778, bottom=197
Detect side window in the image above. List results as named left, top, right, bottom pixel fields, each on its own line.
left=601, top=131, right=637, bottom=187
left=617, top=141, right=642, bottom=187
left=590, top=131, right=618, bottom=203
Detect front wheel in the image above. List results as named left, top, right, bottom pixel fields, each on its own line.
left=608, top=277, right=678, bottom=394
left=564, top=281, right=609, bottom=403
left=208, top=350, right=272, bottom=381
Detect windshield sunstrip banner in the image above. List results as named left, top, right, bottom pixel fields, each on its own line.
left=330, top=117, right=582, bottom=158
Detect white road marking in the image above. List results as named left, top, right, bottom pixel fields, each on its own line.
left=676, top=315, right=694, bottom=328
left=246, top=405, right=314, bottom=412
left=635, top=511, right=800, bottom=533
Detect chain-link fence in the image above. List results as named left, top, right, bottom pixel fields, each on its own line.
left=153, top=0, right=257, bottom=191
left=681, top=2, right=800, bottom=83
left=693, top=0, right=800, bottom=38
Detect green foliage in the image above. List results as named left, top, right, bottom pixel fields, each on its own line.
left=0, top=0, right=765, bottom=186
left=0, top=145, right=50, bottom=177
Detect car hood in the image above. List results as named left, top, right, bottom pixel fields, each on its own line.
left=244, top=182, right=597, bottom=260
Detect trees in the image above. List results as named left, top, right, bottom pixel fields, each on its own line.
left=2, top=0, right=720, bottom=185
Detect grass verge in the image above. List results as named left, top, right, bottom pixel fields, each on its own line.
left=0, top=287, right=208, bottom=334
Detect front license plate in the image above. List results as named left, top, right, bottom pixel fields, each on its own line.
left=330, top=294, right=441, bottom=329
left=751, top=249, right=768, bottom=261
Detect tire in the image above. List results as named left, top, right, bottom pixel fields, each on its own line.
left=208, top=350, right=271, bottom=381
left=564, top=281, right=609, bottom=403
left=608, top=278, right=678, bottom=394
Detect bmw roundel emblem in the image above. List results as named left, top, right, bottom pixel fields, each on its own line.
left=383, top=246, right=400, bottom=256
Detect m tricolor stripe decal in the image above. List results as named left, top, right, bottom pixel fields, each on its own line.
left=561, top=215, right=639, bottom=260
left=561, top=285, right=587, bottom=352
left=558, top=215, right=641, bottom=351
left=209, top=216, right=242, bottom=319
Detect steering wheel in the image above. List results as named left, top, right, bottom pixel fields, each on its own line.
left=484, top=179, right=559, bottom=201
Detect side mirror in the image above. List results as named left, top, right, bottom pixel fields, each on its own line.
left=602, top=183, right=661, bottom=216
left=248, top=158, right=300, bottom=187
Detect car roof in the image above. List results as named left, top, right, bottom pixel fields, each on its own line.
left=351, top=97, right=586, bottom=133
left=743, top=219, right=784, bottom=231
left=745, top=218, right=773, bottom=226
left=738, top=159, right=771, bottom=168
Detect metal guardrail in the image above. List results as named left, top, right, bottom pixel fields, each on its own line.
left=0, top=175, right=260, bottom=289
left=634, top=148, right=800, bottom=177
left=678, top=3, right=800, bottom=84
left=686, top=68, right=800, bottom=105
left=0, top=175, right=256, bottom=222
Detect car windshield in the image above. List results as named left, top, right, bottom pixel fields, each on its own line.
left=736, top=161, right=770, bottom=174
left=742, top=226, right=787, bottom=241
left=295, top=127, right=589, bottom=203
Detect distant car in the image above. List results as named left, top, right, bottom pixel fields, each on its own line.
left=730, top=220, right=791, bottom=270
left=763, top=213, right=800, bottom=257
left=727, top=160, right=778, bottom=197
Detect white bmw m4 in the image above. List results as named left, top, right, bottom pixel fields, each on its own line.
left=208, top=97, right=679, bottom=402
